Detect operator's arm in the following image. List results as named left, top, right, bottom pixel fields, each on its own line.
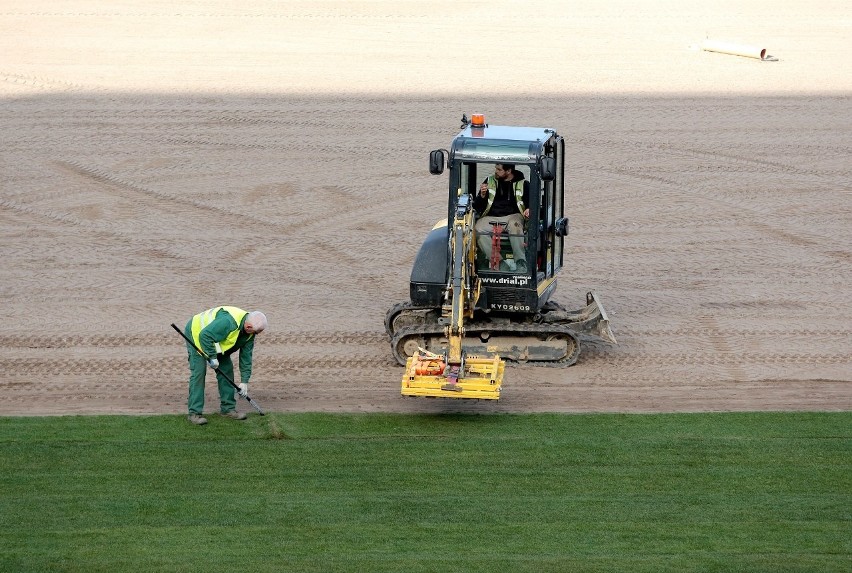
left=473, top=178, right=489, bottom=213
left=238, top=336, right=255, bottom=384
left=523, top=181, right=531, bottom=218
left=198, top=309, right=238, bottom=359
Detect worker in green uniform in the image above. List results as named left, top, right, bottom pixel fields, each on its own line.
left=183, top=306, right=268, bottom=425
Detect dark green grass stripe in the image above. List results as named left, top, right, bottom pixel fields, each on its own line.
left=0, top=412, right=849, bottom=573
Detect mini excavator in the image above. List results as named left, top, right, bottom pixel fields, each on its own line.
left=386, top=114, right=616, bottom=400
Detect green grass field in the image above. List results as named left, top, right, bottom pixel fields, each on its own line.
left=0, top=412, right=849, bottom=572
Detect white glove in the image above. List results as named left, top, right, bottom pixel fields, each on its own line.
left=236, top=383, right=248, bottom=398
left=207, top=358, right=219, bottom=369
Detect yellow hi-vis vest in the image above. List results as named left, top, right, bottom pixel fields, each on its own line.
left=481, top=176, right=526, bottom=216
left=190, top=306, right=249, bottom=356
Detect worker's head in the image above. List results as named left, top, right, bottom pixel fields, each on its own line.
left=244, top=311, right=268, bottom=334
left=494, top=163, right=515, bottom=180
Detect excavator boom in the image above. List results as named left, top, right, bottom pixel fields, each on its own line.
left=401, top=194, right=504, bottom=400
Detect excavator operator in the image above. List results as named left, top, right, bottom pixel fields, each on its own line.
left=473, top=163, right=530, bottom=272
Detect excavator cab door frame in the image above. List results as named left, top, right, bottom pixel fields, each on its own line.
left=536, top=135, right=565, bottom=281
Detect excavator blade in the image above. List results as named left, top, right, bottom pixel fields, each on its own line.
left=586, top=290, right=617, bottom=345
left=401, top=352, right=504, bottom=400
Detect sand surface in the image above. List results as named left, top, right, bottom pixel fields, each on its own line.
left=1, top=1, right=850, bottom=415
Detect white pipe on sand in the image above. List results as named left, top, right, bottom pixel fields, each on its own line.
left=701, top=39, right=776, bottom=61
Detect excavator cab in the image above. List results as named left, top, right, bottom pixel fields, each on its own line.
left=387, top=114, right=615, bottom=400
left=423, top=116, right=569, bottom=320
left=467, top=161, right=561, bottom=284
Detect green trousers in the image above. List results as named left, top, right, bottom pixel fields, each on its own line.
left=185, top=322, right=237, bottom=415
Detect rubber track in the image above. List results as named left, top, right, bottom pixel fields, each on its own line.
left=390, top=322, right=581, bottom=368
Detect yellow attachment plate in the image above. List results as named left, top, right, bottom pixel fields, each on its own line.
left=401, top=354, right=504, bottom=400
